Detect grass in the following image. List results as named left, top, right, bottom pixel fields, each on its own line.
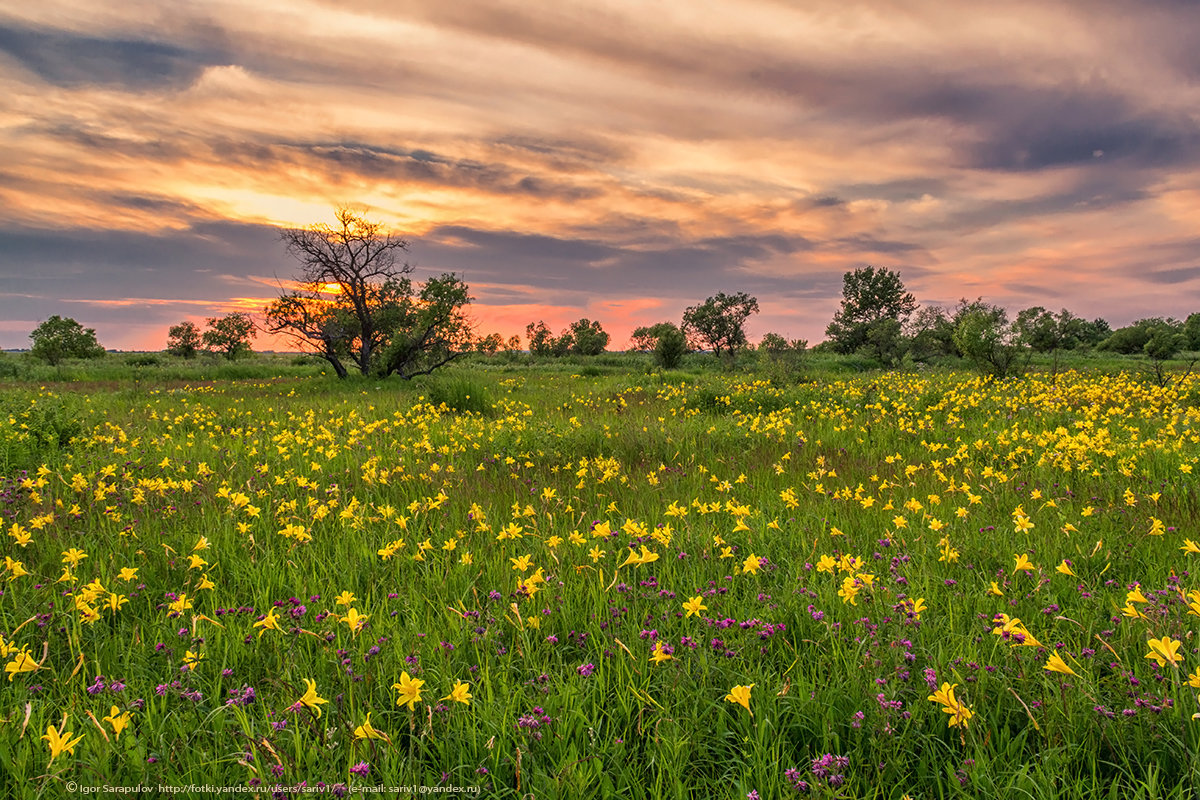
left=0, top=354, right=1199, bottom=798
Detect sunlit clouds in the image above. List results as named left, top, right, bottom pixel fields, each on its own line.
left=1, top=0, right=1199, bottom=349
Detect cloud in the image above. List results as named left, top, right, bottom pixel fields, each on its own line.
left=2, top=0, right=1200, bottom=349
left=0, top=23, right=230, bottom=90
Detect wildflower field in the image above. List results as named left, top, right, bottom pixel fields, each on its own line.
left=2, top=363, right=1200, bottom=798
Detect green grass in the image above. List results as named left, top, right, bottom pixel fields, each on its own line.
left=1, top=356, right=1199, bottom=798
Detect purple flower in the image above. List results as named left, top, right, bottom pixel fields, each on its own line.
left=350, top=762, right=370, bottom=777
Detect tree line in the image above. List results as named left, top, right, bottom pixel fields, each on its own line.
left=18, top=211, right=1200, bottom=380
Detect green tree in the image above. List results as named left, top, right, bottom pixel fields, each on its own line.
left=653, top=323, right=688, bottom=369
left=378, top=274, right=475, bottom=379
left=476, top=333, right=504, bottom=356
left=166, top=321, right=202, bottom=359
left=525, top=321, right=556, bottom=356
left=757, top=332, right=807, bottom=382
left=682, top=292, right=759, bottom=357
left=905, top=306, right=956, bottom=361
left=568, top=319, right=609, bottom=356
left=1013, top=307, right=1084, bottom=377
left=1183, top=313, right=1200, bottom=351
left=1076, top=317, right=1112, bottom=348
left=952, top=304, right=1026, bottom=378
left=630, top=322, right=683, bottom=352
left=1144, top=326, right=1186, bottom=383
left=202, top=313, right=256, bottom=360
left=825, top=267, right=917, bottom=364
left=29, top=315, right=106, bottom=365
left=1099, top=318, right=1182, bottom=355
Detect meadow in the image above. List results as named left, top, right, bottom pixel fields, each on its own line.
left=2, top=353, right=1199, bottom=798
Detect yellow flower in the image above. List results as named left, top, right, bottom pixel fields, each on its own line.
left=589, top=546, right=606, bottom=563
left=187, top=554, right=207, bottom=570
left=5, top=647, right=39, bottom=681
left=393, top=671, right=424, bottom=710
left=1121, top=603, right=1147, bottom=620
left=927, top=682, right=973, bottom=728
left=6, top=557, right=28, bottom=579
left=102, top=705, right=132, bottom=740
left=838, top=577, right=860, bottom=605
left=988, top=581, right=1004, bottom=597
left=61, top=548, right=88, bottom=567
left=297, top=678, right=329, bottom=717
left=742, top=553, right=761, bottom=575
left=1013, top=553, right=1035, bottom=572
left=254, top=608, right=282, bottom=637
left=117, top=567, right=138, bottom=582
left=649, top=641, right=673, bottom=664
left=343, top=607, right=369, bottom=637
left=354, top=712, right=391, bottom=742
left=1181, top=539, right=1200, bottom=555
left=1145, top=636, right=1184, bottom=669
left=1055, top=560, right=1075, bottom=577
left=635, top=545, right=659, bottom=565
left=169, top=594, right=192, bottom=614
left=906, top=597, right=927, bottom=620
left=335, top=590, right=356, bottom=607
left=725, top=683, right=754, bottom=714
left=683, top=596, right=707, bottom=618
left=182, top=650, right=203, bottom=671
left=510, top=554, right=532, bottom=572
left=442, top=680, right=472, bottom=705
left=1044, top=652, right=1079, bottom=678
left=1188, top=668, right=1200, bottom=689
left=42, top=722, right=84, bottom=766
left=1126, top=588, right=1150, bottom=604
left=192, top=536, right=210, bottom=551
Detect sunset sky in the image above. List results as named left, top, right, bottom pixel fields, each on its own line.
left=2, top=0, right=1200, bottom=351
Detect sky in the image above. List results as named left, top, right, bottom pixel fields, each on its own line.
left=2, top=0, right=1200, bottom=351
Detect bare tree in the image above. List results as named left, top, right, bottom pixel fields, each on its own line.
left=266, top=208, right=474, bottom=379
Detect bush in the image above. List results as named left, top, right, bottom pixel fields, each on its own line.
left=0, top=392, right=87, bottom=471
left=420, top=376, right=493, bottom=415
left=654, top=325, right=688, bottom=369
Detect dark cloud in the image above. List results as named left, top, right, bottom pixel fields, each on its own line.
left=963, top=98, right=1200, bottom=172
left=301, top=143, right=602, bottom=201
left=0, top=24, right=229, bottom=90
left=1140, top=266, right=1200, bottom=285
left=834, top=235, right=928, bottom=257
left=417, top=225, right=835, bottom=306
left=0, top=221, right=292, bottom=301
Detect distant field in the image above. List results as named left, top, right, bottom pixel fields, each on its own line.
left=2, top=359, right=1199, bottom=798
